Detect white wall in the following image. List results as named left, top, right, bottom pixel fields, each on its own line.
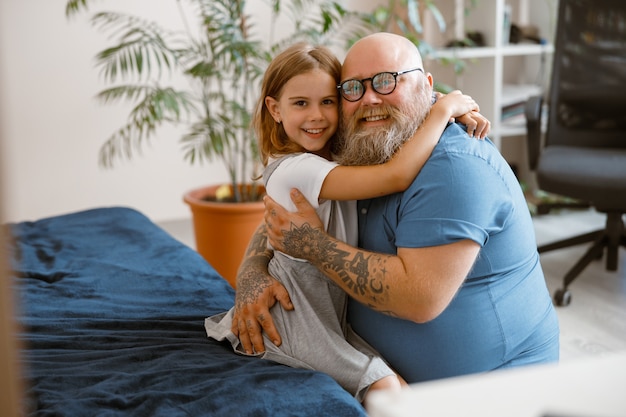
left=0, top=0, right=381, bottom=224
left=0, top=0, right=220, bottom=223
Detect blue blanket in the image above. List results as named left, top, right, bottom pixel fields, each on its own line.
left=6, top=207, right=366, bottom=416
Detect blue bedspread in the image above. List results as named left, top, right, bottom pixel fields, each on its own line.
left=6, top=207, right=366, bottom=417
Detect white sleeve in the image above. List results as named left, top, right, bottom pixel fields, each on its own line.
left=265, top=154, right=338, bottom=212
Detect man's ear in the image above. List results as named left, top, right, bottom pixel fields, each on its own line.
left=265, top=96, right=281, bottom=123
left=425, top=72, right=434, bottom=88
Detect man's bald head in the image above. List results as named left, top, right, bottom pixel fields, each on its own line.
left=342, top=32, right=424, bottom=81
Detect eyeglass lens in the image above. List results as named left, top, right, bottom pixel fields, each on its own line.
left=338, top=68, right=422, bottom=102
left=340, top=73, right=397, bottom=101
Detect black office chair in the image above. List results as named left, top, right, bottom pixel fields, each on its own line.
left=525, top=0, right=626, bottom=306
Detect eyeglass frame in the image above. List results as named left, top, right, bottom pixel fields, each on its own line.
left=336, top=67, right=424, bottom=102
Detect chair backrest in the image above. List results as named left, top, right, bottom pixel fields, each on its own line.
left=545, top=0, right=626, bottom=149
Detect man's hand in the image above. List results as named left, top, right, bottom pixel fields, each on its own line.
left=264, top=188, right=325, bottom=257
left=231, top=224, right=293, bottom=354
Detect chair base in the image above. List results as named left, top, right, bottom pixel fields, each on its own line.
left=535, top=200, right=591, bottom=215
left=538, top=212, right=626, bottom=306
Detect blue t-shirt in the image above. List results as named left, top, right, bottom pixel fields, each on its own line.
left=349, top=123, right=559, bottom=383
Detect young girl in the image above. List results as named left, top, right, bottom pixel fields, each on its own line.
left=205, top=42, right=483, bottom=403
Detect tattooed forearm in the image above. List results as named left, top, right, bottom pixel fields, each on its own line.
left=331, top=251, right=391, bottom=310
left=235, top=254, right=274, bottom=309
left=235, top=224, right=273, bottom=307
left=282, top=222, right=392, bottom=310
left=244, top=224, right=273, bottom=257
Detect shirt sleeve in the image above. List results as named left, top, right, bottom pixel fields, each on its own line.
left=265, top=153, right=338, bottom=212
left=396, top=145, right=514, bottom=249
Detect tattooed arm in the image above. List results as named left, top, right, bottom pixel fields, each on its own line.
left=231, top=223, right=293, bottom=354
left=264, top=189, right=480, bottom=323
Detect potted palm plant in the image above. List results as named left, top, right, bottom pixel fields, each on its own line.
left=64, top=0, right=371, bottom=286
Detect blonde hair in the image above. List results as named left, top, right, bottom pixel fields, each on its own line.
left=253, top=42, right=342, bottom=166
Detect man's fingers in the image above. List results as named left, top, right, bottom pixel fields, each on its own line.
left=289, top=188, right=312, bottom=212
left=237, top=317, right=256, bottom=354
left=249, top=316, right=272, bottom=352
left=232, top=307, right=268, bottom=354
left=264, top=194, right=288, bottom=235
left=275, top=284, right=294, bottom=311
left=231, top=312, right=240, bottom=337
left=257, top=313, right=282, bottom=348
left=235, top=309, right=285, bottom=352
left=258, top=284, right=293, bottom=347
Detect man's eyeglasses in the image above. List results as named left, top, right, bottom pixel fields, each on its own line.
left=337, top=68, right=424, bottom=102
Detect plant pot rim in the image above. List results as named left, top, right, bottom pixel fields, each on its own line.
left=183, top=184, right=265, bottom=210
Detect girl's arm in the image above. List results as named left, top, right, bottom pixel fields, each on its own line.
left=320, top=90, right=480, bottom=201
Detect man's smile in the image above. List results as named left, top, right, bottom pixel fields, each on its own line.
left=363, top=114, right=389, bottom=122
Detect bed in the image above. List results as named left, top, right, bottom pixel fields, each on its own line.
left=5, top=206, right=367, bottom=416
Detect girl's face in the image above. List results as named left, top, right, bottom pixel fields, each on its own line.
left=265, top=69, right=339, bottom=159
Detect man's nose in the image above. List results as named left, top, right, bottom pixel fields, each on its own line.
left=360, top=81, right=383, bottom=105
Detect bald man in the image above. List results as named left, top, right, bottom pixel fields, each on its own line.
left=234, top=33, right=559, bottom=383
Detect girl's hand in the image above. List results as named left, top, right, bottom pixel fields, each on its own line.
left=433, top=91, right=491, bottom=139
left=456, top=111, right=491, bottom=139
left=435, top=89, right=480, bottom=119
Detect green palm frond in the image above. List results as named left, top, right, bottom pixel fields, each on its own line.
left=97, top=85, right=196, bottom=122
left=65, top=0, right=91, bottom=17
left=97, top=85, right=197, bottom=167
left=181, top=115, right=235, bottom=165
left=91, top=12, right=182, bottom=82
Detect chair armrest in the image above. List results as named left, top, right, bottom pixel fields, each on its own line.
left=525, top=95, right=544, bottom=170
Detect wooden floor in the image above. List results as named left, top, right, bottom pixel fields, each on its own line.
left=158, top=208, right=626, bottom=363
left=531, top=209, right=626, bottom=362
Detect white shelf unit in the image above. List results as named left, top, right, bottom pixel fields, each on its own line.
left=422, top=0, right=558, bottom=148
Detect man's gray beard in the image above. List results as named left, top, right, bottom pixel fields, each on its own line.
left=336, top=95, right=431, bottom=166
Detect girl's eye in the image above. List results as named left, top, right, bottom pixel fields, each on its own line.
left=294, top=100, right=307, bottom=106
left=323, top=98, right=337, bottom=105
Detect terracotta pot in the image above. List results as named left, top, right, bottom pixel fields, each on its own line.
left=183, top=184, right=265, bottom=288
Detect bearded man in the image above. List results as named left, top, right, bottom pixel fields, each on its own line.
left=232, top=32, right=560, bottom=383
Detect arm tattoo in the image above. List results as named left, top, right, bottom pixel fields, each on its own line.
left=235, top=225, right=273, bottom=310
left=244, top=224, right=272, bottom=257
left=282, top=222, right=392, bottom=311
